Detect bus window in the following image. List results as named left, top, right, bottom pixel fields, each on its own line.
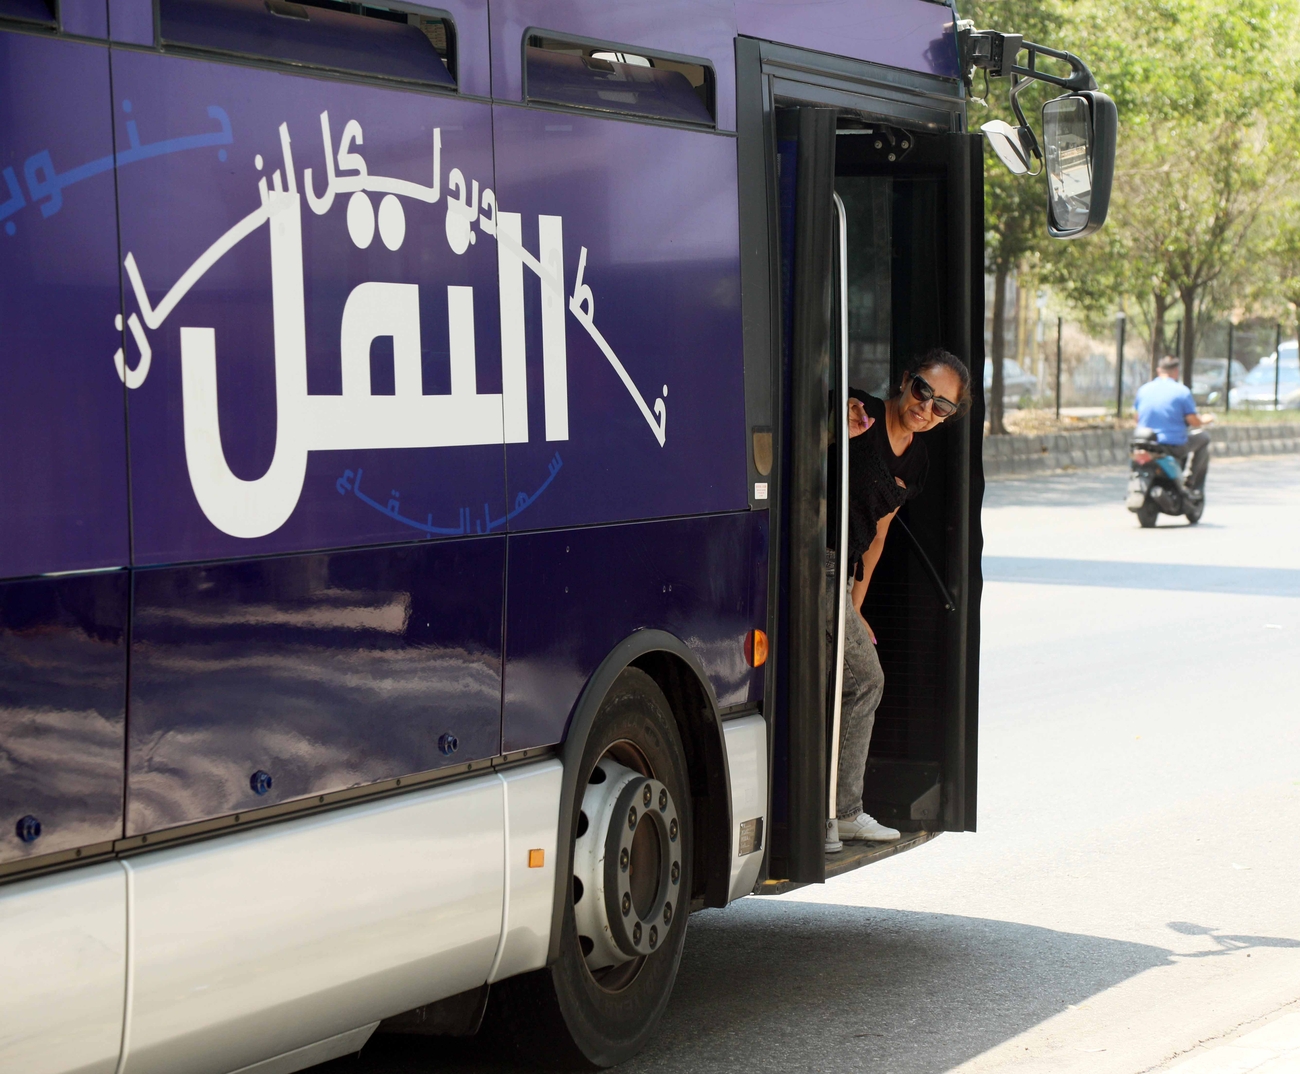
left=524, top=34, right=714, bottom=127
left=0, top=0, right=54, bottom=28
left=158, top=0, right=457, bottom=88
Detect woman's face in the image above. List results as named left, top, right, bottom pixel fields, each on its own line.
left=899, top=365, right=963, bottom=433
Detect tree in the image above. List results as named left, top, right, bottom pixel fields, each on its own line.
left=968, top=0, right=1065, bottom=433
left=1262, top=199, right=1300, bottom=350
left=1049, top=0, right=1300, bottom=382
left=984, top=167, right=1044, bottom=433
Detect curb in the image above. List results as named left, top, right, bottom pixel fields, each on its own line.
left=982, top=424, right=1300, bottom=477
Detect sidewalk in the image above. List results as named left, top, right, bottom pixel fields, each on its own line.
left=1159, top=1009, right=1300, bottom=1073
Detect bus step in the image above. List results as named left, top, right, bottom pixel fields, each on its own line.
left=754, top=829, right=940, bottom=896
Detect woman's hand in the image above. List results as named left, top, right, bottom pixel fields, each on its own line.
left=848, top=397, right=871, bottom=438
left=859, top=611, right=877, bottom=645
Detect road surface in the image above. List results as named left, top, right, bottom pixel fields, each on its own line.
left=316, top=454, right=1300, bottom=1074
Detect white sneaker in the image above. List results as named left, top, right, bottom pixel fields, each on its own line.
left=838, top=813, right=901, bottom=842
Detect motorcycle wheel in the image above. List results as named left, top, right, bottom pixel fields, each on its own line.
left=1185, top=497, right=1204, bottom=525
left=1137, top=500, right=1160, bottom=528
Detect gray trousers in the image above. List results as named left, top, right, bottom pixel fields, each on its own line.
left=1167, top=427, right=1211, bottom=491
left=826, top=566, right=885, bottom=819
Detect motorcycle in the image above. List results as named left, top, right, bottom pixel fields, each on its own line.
left=1126, top=426, right=1204, bottom=527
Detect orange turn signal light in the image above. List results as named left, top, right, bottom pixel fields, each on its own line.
left=528, top=848, right=545, bottom=868
left=744, top=629, right=768, bottom=668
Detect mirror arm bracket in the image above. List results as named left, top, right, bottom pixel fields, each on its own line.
left=961, top=29, right=1099, bottom=171
left=961, top=28, right=1099, bottom=93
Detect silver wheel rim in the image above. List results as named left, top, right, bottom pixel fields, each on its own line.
left=572, top=754, right=684, bottom=979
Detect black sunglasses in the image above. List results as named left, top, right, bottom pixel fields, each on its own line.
left=909, top=374, right=958, bottom=418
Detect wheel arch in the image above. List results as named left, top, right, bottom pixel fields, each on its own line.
left=547, top=629, right=733, bottom=965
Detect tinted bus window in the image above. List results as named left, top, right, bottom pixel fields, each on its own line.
left=159, top=0, right=456, bottom=87
left=525, top=35, right=714, bottom=127
left=0, top=0, right=55, bottom=27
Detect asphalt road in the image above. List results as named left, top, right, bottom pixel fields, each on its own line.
left=316, top=453, right=1300, bottom=1074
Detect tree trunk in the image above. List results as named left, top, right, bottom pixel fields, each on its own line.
left=990, top=263, right=1009, bottom=435
left=1180, top=287, right=1197, bottom=387
left=1151, top=291, right=1169, bottom=379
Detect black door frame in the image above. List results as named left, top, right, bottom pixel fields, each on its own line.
left=735, top=37, right=982, bottom=886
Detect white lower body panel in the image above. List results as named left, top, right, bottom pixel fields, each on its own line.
left=490, top=759, right=563, bottom=983
left=121, top=775, right=505, bottom=1074
left=0, top=759, right=567, bottom=1074
left=0, top=863, right=127, bottom=1074
left=226, top=1023, right=378, bottom=1074
left=723, top=714, right=769, bottom=902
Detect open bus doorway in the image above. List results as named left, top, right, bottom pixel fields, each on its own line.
left=765, top=105, right=984, bottom=889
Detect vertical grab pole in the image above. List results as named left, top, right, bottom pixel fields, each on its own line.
left=825, top=192, right=850, bottom=853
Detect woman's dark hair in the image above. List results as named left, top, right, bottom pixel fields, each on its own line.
left=890, top=347, right=973, bottom=417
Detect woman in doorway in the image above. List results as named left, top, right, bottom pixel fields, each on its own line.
left=831, top=347, right=972, bottom=842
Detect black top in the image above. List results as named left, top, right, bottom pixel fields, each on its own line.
left=843, top=391, right=929, bottom=577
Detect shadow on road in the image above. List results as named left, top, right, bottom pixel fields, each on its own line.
left=982, top=556, right=1300, bottom=597
left=311, top=901, right=1177, bottom=1074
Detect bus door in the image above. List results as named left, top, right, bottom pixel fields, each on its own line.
left=737, top=42, right=984, bottom=886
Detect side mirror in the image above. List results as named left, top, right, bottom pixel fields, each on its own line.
left=1042, top=91, right=1117, bottom=238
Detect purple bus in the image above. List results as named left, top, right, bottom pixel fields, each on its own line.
left=0, top=2, right=1112, bottom=1070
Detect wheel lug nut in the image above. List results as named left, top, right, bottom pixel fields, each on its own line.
left=649, top=925, right=658, bottom=949
left=663, top=903, right=673, bottom=925
left=642, top=784, right=652, bottom=807
left=633, top=922, right=642, bottom=944
left=659, top=789, right=667, bottom=811
left=671, top=861, right=680, bottom=883
left=622, top=891, right=631, bottom=915
left=620, top=847, right=629, bottom=871
left=628, top=806, right=637, bottom=830
left=669, top=818, right=678, bottom=841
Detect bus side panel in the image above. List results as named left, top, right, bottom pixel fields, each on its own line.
left=126, top=538, right=504, bottom=835
left=0, top=863, right=126, bottom=1074
left=733, top=0, right=961, bottom=80
left=122, top=775, right=505, bottom=1074
left=491, top=105, right=748, bottom=533
left=487, top=0, right=738, bottom=131
left=1, top=573, right=127, bottom=866
left=0, top=30, right=128, bottom=580
left=109, top=49, right=507, bottom=564
left=502, top=511, right=762, bottom=753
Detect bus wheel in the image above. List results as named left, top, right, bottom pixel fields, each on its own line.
left=495, top=668, right=692, bottom=1068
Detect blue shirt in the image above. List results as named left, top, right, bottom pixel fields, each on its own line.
left=1134, top=376, right=1196, bottom=444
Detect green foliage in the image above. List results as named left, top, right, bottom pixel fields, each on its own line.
left=977, top=0, right=1300, bottom=353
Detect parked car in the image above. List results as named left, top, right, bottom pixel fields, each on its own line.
left=1226, top=342, right=1300, bottom=408
left=984, top=358, right=1038, bottom=408
left=1192, top=357, right=1248, bottom=405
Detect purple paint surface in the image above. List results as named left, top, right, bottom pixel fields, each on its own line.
left=62, top=1, right=110, bottom=39
left=127, top=537, right=504, bottom=835
left=0, top=32, right=129, bottom=580
left=734, top=0, right=960, bottom=79
left=503, top=512, right=766, bottom=754
left=490, top=0, right=738, bottom=131
left=437, top=0, right=491, bottom=99
left=108, top=0, right=153, bottom=44
left=111, top=49, right=507, bottom=564
left=494, top=104, right=748, bottom=532
left=0, top=573, right=127, bottom=865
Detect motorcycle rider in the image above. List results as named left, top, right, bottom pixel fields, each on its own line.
left=1133, top=356, right=1214, bottom=493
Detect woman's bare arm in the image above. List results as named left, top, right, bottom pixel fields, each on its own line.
left=850, top=507, right=899, bottom=641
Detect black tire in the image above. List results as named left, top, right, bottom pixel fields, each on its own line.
left=1185, top=497, right=1204, bottom=525
left=491, top=668, right=692, bottom=1069
left=1137, top=500, right=1160, bottom=528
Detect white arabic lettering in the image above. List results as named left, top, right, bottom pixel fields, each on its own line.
left=111, top=113, right=668, bottom=539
